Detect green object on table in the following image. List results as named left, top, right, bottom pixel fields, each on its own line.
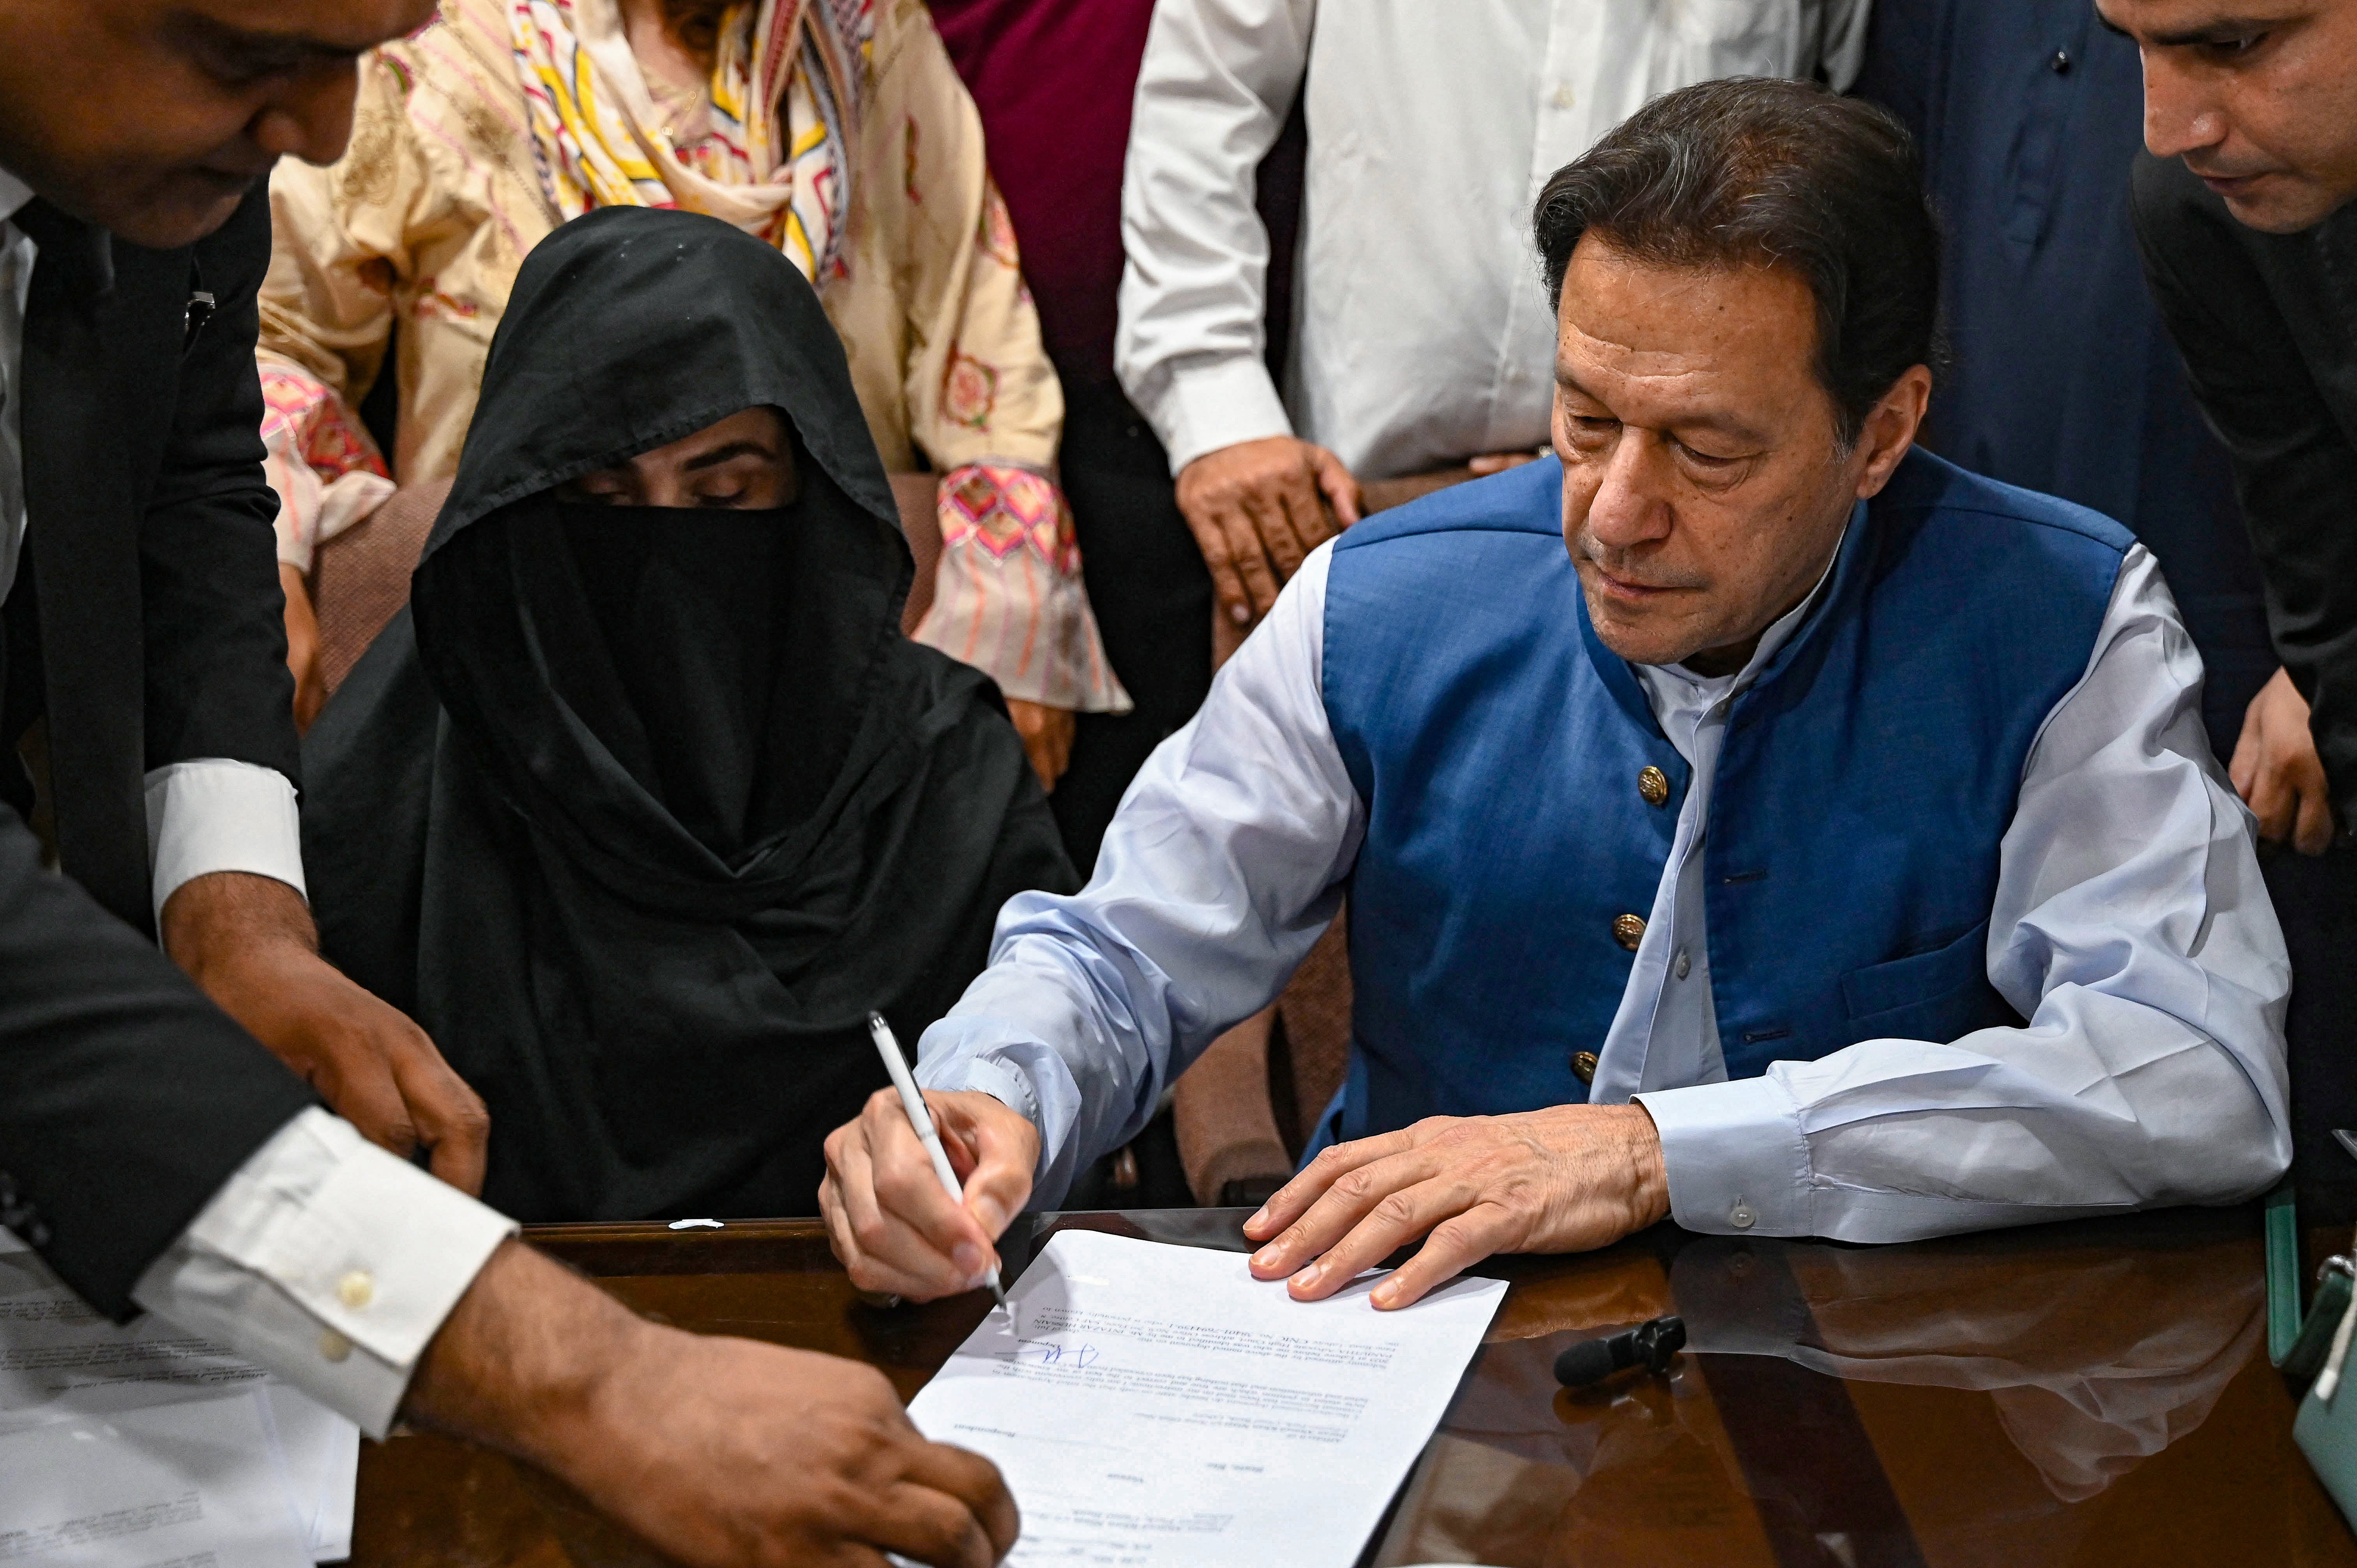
left=2280, top=1180, right=2357, bottom=1528
left=2271, top=1182, right=2305, bottom=1365
left=2283, top=1267, right=2354, bottom=1387
left=2300, top=1365, right=2357, bottom=1526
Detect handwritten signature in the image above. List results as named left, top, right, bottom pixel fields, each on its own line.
left=1019, top=1339, right=1101, bottom=1370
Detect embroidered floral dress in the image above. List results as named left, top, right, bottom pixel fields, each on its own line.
left=257, top=0, right=1127, bottom=712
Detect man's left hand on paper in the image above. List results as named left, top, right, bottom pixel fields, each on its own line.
left=163, top=871, right=491, bottom=1194
left=1242, top=1103, right=1670, bottom=1310
left=821, top=1087, right=1039, bottom=1300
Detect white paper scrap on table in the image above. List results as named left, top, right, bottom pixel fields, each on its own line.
left=903, top=1229, right=1505, bottom=1568
left=0, top=1388, right=316, bottom=1567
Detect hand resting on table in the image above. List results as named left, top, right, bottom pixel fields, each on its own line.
left=1242, top=1103, right=1670, bottom=1310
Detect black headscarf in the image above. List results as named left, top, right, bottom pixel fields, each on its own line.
left=301, top=207, right=1074, bottom=1222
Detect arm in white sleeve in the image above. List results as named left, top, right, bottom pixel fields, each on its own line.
left=917, top=542, right=1364, bottom=1205
left=144, top=758, right=307, bottom=927
left=1114, top=0, right=1315, bottom=474
left=1638, top=544, right=2292, bottom=1242
left=131, top=1107, right=516, bottom=1438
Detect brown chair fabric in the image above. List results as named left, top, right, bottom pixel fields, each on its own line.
left=309, top=477, right=451, bottom=699
left=1273, top=910, right=1352, bottom=1155
left=1172, top=1011, right=1290, bottom=1207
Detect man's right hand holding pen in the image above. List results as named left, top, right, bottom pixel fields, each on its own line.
left=821, top=1088, right=1042, bottom=1301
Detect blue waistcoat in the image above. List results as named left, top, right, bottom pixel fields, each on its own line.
left=1317, top=447, right=2132, bottom=1142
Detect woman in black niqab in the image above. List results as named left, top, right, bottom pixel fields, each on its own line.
left=301, top=207, right=1075, bottom=1222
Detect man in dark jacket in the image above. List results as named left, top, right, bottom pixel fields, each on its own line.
left=0, top=0, right=1014, bottom=1561
left=2111, top=0, right=2357, bottom=1207
left=2113, top=0, right=2357, bottom=839
left=1859, top=0, right=2357, bottom=1211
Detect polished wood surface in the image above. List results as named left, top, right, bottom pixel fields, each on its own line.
left=353, top=1205, right=2356, bottom=1567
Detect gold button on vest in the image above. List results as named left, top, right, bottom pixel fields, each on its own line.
left=1613, top=913, right=1646, bottom=951
left=1571, top=1051, right=1598, bottom=1084
left=1638, top=765, right=1670, bottom=807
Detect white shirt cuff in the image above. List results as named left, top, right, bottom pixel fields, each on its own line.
left=916, top=1035, right=1068, bottom=1197
left=144, top=758, right=307, bottom=927
left=917, top=1051, right=1044, bottom=1128
left=1143, top=354, right=1295, bottom=476
left=1637, top=1074, right=1813, bottom=1237
left=129, top=1109, right=517, bottom=1439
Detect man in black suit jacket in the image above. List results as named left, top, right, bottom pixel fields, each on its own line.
left=0, top=0, right=1016, bottom=1562
left=2109, top=0, right=2357, bottom=842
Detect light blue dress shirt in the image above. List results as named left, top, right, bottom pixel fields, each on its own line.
left=918, top=533, right=2293, bottom=1241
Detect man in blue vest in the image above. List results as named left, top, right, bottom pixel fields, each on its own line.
left=820, top=78, right=2293, bottom=1310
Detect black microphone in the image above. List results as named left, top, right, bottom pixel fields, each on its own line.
left=1553, top=1315, right=1686, bottom=1387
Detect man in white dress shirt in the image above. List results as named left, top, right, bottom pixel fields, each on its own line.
left=0, top=0, right=1014, bottom=1561
left=822, top=79, right=2292, bottom=1313
left=1116, top=0, right=1873, bottom=629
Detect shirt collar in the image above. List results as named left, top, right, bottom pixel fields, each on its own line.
left=0, top=167, right=34, bottom=227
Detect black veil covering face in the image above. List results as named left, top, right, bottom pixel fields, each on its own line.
left=301, top=207, right=1074, bottom=1222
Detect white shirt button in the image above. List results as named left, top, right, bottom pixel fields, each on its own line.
left=1729, top=1201, right=1756, bottom=1230
left=337, top=1270, right=375, bottom=1310
left=318, top=1329, right=353, bottom=1363
left=1675, top=949, right=1691, bottom=980
left=1551, top=82, right=1576, bottom=109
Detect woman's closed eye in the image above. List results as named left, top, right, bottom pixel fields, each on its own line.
left=552, top=411, right=797, bottom=509
left=562, top=472, right=635, bottom=505
left=686, top=459, right=770, bottom=507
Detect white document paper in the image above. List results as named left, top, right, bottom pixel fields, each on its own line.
left=0, top=1389, right=315, bottom=1567
left=0, top=1247, right=361, bottom=1562
left=0, top=1252, right=268, bottom=1430
left=261, top=1388, right=361, bottom=1563
left=905, top=1230, right=1504, bottom=1567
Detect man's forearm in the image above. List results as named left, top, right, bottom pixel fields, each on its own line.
left=161, top=867, right=317, bottom=985
left=401, top=1239, right=643, bottom=1474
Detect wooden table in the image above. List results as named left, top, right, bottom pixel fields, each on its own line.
left=353, top=1204, right=2357, bottom=1567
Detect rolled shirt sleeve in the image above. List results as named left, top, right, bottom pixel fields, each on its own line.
left=916, top=541, right=1359, bottom=1204
left=144, top=758, right=307, bottom=927
left=1638, top=545, right=2293, bottom=1240
left=130, top=1108, right=516, bottom=1439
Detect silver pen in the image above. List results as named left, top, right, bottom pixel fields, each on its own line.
left=867, top=1012, right=1010, bottom=1315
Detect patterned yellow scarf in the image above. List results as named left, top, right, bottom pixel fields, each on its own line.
left=510, top=0, right=869, bottom=280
